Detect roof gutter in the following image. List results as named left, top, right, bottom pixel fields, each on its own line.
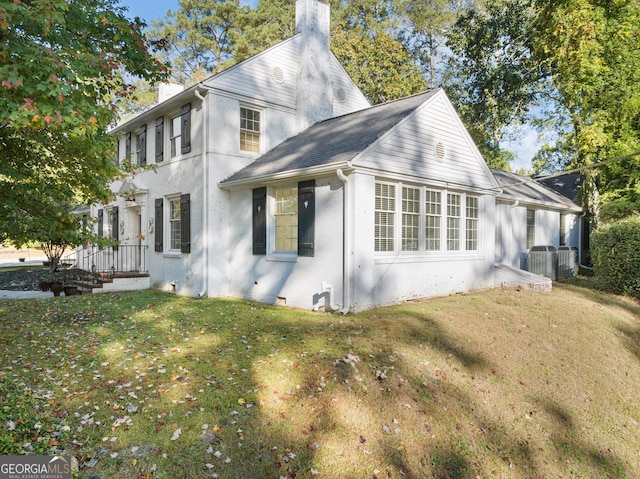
left=218, top=163, right=355, bottom=190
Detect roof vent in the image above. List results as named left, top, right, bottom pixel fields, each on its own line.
left=272, top=66, right=285, bottom=84
left=336, top=88, right=346, bottom=103
left=434, top=142, right=446, bottom=162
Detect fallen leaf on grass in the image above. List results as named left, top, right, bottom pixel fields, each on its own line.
left=171, top=428, right=182, bottom=440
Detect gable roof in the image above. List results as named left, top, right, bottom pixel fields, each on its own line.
left=220, top=90, right=439, bottom=186
left=492, top=169, right=583, bottom=211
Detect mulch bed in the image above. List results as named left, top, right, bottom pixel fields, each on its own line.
left=0, top=267, right=86, bottom=291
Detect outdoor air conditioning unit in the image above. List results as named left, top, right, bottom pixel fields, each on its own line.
left=528, top=245, right=558, bottom=280
left=558, top=246, right=579, bottom=278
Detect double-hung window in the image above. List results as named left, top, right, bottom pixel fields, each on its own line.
left=274, top=186, right=298, bottom=252
left=402, top=187, right=420, bottom=251
left=526, top=209, right=536, bottom=250
left=466, top=196, right=479, bottom=250
left=154, top=195, right=191, bottom=254
left=425, top=190, right=441, bottom=251
left=170, top=103, right=191, bottom=158
left=375, top=183, right=396, bottom=252
left=170, top=115, right=182, bottom=157
left=240, top=107, right=260, bottom=153
left=375, top=181, right=480, bottom=255
left=252, top=181, right=315, bottom=257
left=446, top=193, right=461, bottom=251
left=169, top=197, right=182, bottom=251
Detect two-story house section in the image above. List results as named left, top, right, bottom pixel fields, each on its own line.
left=90, top=0, right=369, bottom=298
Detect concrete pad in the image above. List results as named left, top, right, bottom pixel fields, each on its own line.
left=0, top=290, right=53, bottom=299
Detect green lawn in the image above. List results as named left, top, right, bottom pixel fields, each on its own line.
left=1, top=282, right=639, bottom=478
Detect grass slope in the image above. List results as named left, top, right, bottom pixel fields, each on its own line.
left=0, top=282, right=639, bottom=479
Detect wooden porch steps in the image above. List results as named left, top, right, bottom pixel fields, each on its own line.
left=70, top=272, right=149, bottom=294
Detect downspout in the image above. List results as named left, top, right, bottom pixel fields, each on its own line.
left=336, top=168, right=351, bottom=314
left=195, top=87, right=209, bottom=298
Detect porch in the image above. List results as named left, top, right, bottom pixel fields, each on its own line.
left=63, top=245, right=150, bottom=294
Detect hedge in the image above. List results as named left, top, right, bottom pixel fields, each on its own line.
left=591, top=215, right=640, bottom=299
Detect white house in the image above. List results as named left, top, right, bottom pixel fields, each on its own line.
left=81, top=0, right=583, bottom=312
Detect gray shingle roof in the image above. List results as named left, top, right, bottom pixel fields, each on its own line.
left=492, top=168, right=582, bottom=210
left=538, top=172, right=585, bottom=202
left=220, top=90, right=438, bottom=185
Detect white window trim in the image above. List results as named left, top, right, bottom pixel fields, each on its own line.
left=165, top=194, right=182, bottom=254
left=169, top=113, right=182, bottom=159
left=239, top=104, right=264, bottom=155
left=265, top=186, right=299, bottom=262
left=374, top=181, right=482, bottom=260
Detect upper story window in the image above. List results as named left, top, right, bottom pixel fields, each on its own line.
left=170, top=115, right=182, bottom=157
left=169, top=103, right=191, bottom=158
left=375, top=181, right=480, bottom=255
left=240, top=107, right=260, bottom=153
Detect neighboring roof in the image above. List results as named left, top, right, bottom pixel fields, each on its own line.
left=538, top=172, right=585, bottom=202
left=220, top=90, right=439, bottom=185
left=492, top=169, right=582, bottom=211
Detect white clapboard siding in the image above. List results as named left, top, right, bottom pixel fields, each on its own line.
left=330, top=57, right=370, bottom=116
left=204, top=36, right=301, bottom=108
left=356, top=92, right=498, bottom=191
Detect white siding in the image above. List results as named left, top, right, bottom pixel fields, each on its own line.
left=330, top=56, right=370, bottom=117
left=205, top=37, right=300, bottom=108
left=350, top=173, right=496, bottom=311
left=356, top=93, right=497, bottom=191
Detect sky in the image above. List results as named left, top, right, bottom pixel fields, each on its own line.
left=117, top=0, right=537, bottom=171
left=118, top=0, right=256, bottom=24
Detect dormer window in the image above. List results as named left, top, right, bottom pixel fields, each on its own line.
left=240, top=107, right=260, bottom=153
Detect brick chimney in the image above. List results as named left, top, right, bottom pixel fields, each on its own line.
left=295, top=0, right=333, bottom=130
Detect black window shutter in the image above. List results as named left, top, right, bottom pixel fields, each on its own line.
left=97, top=209, right=104, bottom=238
left=298, top=180, right=315, bottom=257
left=252, top=187, right=267, bottom=255
left=125, top=132, right=131, bottom=161
left=180, top=193, right=191, bottom=254
left=181, top=103, right=191, bottom=154
left=139, top=125, right=147, bottom=166
left=155, top=117, right=164, bottom=162
left=154, top=198, right=163, bottom=252
left=116, top=139, right=120, bottom=164
left=111, top=206, right=119, bottom=241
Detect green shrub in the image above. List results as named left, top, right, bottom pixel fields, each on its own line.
left=591, top=215, right=640, bottom=299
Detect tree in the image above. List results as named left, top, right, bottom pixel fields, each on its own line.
left=0, top=0, right=167, bottom=246
left=397, top=0, right=461, bottom=88
left=533, top=0, right=640, bottom=208
left=233, top=0, right=296, bottom=64
left=149, top=0, right=245, bottom=83
left=331, top=28, right=427, bottom=104
left=445, top=0, right=545, bottom=170
left=330, top=0, right=427, bottom=104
